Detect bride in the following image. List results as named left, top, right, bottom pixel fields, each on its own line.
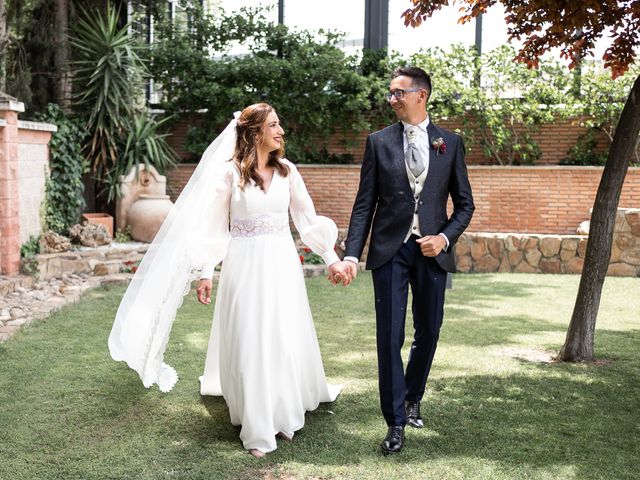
left=109, top=103, right=348, bottom=458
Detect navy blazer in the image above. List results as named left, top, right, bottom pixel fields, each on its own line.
left=345, top=121, right=475, bottom=272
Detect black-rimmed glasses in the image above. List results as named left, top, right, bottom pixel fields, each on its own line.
left=386, top=88, right=422, bottom=101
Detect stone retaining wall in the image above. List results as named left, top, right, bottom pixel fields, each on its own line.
left=454, top=208, right=640, bottom=276
left=34, top=244, right=148, bottom=280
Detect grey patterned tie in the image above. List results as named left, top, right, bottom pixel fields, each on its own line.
left=405, top=126, right=425, bottom=177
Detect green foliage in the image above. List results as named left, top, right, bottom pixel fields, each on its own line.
left=411, top=45, right=573, bottom=165
left=300, top=248, right=324, bottom=264
left=71, top=4, right=178, bottom=200
left=34, top=103, right=86, bottom=234
left=566, top=61, right=640, bottom=165
left=19, top=235, right=40, bottom=277
left=102, top=114, right=177, bottom=202
left=71, top=3, right=146, bottom=179
left=114, top=226, right=132, bottom=243
left=561, top=130, right=608, bottom=166
left=149, top=4, right=374, bottom=162
left=20, top=235, right=40, bottom=258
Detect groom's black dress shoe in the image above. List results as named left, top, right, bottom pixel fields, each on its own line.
left=405, top=401, right=424, bottom=429
left=380, top=426, right=404, bottom=454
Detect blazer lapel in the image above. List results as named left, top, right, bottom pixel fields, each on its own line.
left=386, top=122, right=410, bottom=189
left=426, top=122, right=443, bottom=150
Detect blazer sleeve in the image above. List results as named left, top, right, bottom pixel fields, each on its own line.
left=440, top=136, right=474, bottom=245
left=345, top=134, right=378, bottom=260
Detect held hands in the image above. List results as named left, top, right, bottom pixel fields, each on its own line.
left=327, top=260, right=358, bottom=287
left=196, top=279, right=213, bottom=304
left=416, top=235, right=446, bottom=257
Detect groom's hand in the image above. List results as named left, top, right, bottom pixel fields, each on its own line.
left=417, top=235, right=446, bottom=257
left=196, top=279, right=212, bottom=304
left=328, top=261, right=352, bottom=286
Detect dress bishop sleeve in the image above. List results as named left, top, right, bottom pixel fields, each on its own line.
left=288, top=162, right=340, bottom=266
left=192, top=164, right=233, bottom=279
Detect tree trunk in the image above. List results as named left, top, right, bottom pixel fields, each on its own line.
left=0, top=0, right=7, bottom=92
left=559, top=73, right=640, bottom=362
left=54, top=0, right=71, bottom=109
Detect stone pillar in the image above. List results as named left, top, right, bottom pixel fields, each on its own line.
left=0, top=95, right=25, bottom=275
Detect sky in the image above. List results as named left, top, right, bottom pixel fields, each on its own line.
left=216, top=0, right=613, bottom=63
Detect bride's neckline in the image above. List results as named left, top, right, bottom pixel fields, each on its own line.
left=257, top=167, right=276, bottom=195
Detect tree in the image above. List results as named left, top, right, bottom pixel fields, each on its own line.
left=149, top=4, right=373, bottom=163
left=411, top=44, right=572, bottom=165
left=402, top=0, right=640, bottom=361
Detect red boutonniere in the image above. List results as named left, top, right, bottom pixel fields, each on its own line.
left=431, top=137, right=446, bottom=155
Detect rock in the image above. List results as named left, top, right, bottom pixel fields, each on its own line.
left=498, top=255, right=511, bottom=273
left=469, top=237, right=488, bottom=260
left=475, top=255, right=500, bottom=272
left=614, top=210, right=630, bottom=233
left=577, top=238, right=588, bottom=258
left=564, top=257, right=584, bottom=274
left=626, top=210, right=640, bottom=236
left=456, top=255, right=472, bottom=273
left=524, top=247, right=542, bottom=267
left=561, top=238, right=579, bottom=252
left=0, top=325, right=20, bottom=335
left=621, top=249, right=640, bottom=266
left=560, top=247, right=577, bottom=262
left=505, top=234, right=524, bottom=252
left=40, top=231, right=72, bottom=253
left=454, top=239, right=470, bottom=257
left=540, top=237, right=562, bottom=257
left=610, top=241, right=622, bottom=263
left=486, top=237, right=504, bottom=258
left=508, top=250, right=523, bottom=267
left=607, top=263, right=638, bottom=277
left=626, top=210, right=640, bottom=228
left=7, top=318, right=27, bottom=327
left=69, top=221, right=112, bottom=248
left=9, top=307, right=25, bottom=320
left=93, top=261, right=122, bottom=276
left=576, top=220, right=590, bottom=235
left=525, top=237, right=539, bottom=250
left=616, top=234, right=638, bottom=250
left=514, top=261, right=537, bottom=273
left=539, top=258, right=562, bottom=274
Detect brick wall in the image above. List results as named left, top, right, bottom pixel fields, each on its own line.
left=166, top=113, right=604, bottom=166
left=167, top=164, right=640, bottom=235
left=0, top=98, right=56, bottom=275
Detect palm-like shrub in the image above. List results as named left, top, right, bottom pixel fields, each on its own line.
left=72, top=4, right=145, bottom=179
left=102, top=114, right=177, bottom=202
left=72, top=4, right=176, bottom=200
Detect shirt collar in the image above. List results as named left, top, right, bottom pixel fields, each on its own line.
left=402, top=115, right=430, bottom=134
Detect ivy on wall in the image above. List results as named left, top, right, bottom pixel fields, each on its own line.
left=35, top=103, right=87, bottom=234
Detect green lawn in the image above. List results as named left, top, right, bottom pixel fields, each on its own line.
left=1, top=273, right=638, bottom=480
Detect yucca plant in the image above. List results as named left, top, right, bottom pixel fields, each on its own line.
left=102, top=113, right=177, bottom=202
left=71, top=3, right=146, bottom=180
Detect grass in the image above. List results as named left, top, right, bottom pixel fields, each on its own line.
left=0, top=272, right=638, bottom=480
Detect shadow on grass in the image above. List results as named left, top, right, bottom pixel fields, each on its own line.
left=253, top=341, right=638, bottom=479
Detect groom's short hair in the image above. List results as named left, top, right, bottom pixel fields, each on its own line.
left=392, top=67, right=432, bottom=100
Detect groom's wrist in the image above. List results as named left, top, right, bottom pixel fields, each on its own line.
left=343, top=256, right=359, bottom=264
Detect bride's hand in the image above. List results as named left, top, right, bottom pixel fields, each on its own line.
left=196, top=279, right=212, bottom=304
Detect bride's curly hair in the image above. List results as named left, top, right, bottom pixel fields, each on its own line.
left=233, top=103, right=289, bottom=191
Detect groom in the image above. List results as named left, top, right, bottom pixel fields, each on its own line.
left=336, top=67, right=474, bottom=454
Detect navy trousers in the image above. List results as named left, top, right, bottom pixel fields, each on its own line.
left=372, top=235, right=447, bottom=427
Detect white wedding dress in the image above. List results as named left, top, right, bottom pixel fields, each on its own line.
left=198, top=159, right=342, bottom=453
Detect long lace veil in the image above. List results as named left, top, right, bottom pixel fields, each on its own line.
left=108, top=113, right=239, bottom=392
